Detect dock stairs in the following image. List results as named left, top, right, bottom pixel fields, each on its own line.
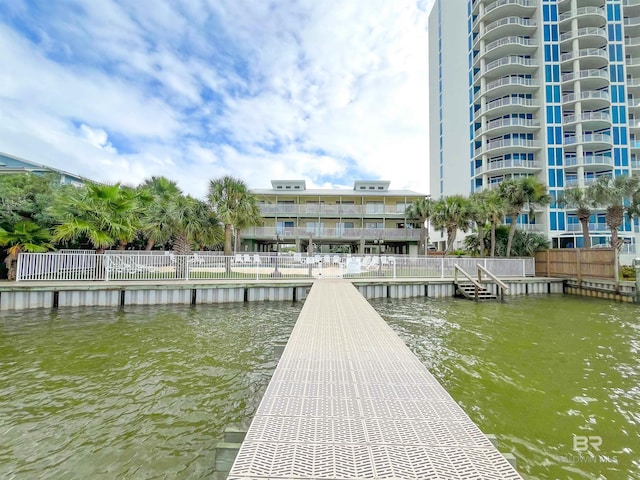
left=454, top=264, right=509, bottom=301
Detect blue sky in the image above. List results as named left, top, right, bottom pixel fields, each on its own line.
left=0, top=0, right=433, bottom=197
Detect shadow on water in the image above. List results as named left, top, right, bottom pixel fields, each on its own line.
left=0, top=302, right=301, bottom=480
left=370, top=295, right=640, bottom=480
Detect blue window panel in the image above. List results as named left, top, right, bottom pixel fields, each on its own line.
left=548, top=169, right=556, bottom=187
left=556, top=170, right=564, bottom=187
left=613, top=107, right=619, bottom=123
left=555, top=127, right=562, bottom=142
left=544, top=25, right=551, bottom=41
left=558, top=213, right=566, bottom=231
left=547, top=127, right=555, bottom=144
left=546, top=106, right=554, bottom=123
left=621, top=127, right=628, bottom=144
left=545, top=65, right=552, bottom=83
left=550, top=212, right=557, bottom=231
left=622, top=149, right=629, bottom=166
left=612, top=87, right=618, bottom=102
left=548, top=148, right=555, bottom=166
left=614, top=128, right=620, bottom=145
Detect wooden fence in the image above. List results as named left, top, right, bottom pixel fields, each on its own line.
left=535, top=248, right=615, bottom=280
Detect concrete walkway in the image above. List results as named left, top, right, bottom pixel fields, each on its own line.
left=228, top=279, right=522, bottom=479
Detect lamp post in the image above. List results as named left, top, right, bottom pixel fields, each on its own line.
left=272, top=233, right=281, bottom=277
left=373, top=237, right=384, bottom=276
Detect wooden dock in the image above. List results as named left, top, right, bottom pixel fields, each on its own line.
left=227, top=279, right=523, bottom=479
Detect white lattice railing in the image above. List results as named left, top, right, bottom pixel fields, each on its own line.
left=15, top=252, right=535, bottom=282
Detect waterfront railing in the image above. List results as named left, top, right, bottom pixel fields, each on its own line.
left=15, top=252, right=534, bottom=282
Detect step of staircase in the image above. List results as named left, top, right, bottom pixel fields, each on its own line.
left=456, top=282, right=497, bottom=301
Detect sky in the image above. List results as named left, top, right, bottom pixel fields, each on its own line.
left=0, top=0, right=435, bottom=198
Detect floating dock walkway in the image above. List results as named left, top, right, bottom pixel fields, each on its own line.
left=227, top=279, right=523, bottom=479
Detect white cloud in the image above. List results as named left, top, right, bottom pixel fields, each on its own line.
left=0, top=0, right=435, bottom=197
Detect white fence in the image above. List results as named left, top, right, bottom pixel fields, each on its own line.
left=15, top=252, right=535, bottom=282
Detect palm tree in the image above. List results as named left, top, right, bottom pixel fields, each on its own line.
left=558, top=187, right=595, bottom=249
left=138, top=176, right=183, bottom=250
left=50, top=183, right=141, bottom=252
left=589, top=175, right=640, bottom=251
left=467, top=192, right=491, bottom=256
left=499, top=177, right=550, bottom=257
left=405, top=197, right=433, bottom=256
left=207, top=176, right=261, bottom=256
left=431, top=195, right=471, bottom=254
left=0, top=221, right=53, bottom=280
left=485, top=190, right=506, bottom=257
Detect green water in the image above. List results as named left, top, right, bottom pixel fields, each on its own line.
left=1, top=296, right=639, bottom=479
left=371, top=295, right=640, bottom=480
left=0, top=303, right=301, bottom=479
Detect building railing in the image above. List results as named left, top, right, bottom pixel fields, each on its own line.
left=559, top=27, right=606, bottom=42
left=484, top=16, right=536, bottom=35
left=242, top=226, right=422, bottom=241
left=566, top=223, right=609, bottom=232
left=564, top=155, right=613, bottom=167
left=561, top=69, right=609, bottom=83
left=15, top=252, right=536, bottom=282
left=258, top=204, right=412, bottom=216
left=558, top=6, right=605, bottom=22
left=475, top=159, right=540, bottom=174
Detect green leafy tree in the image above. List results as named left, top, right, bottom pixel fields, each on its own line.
left=467, top=192, right=491, bottom=256
left=50, top=183, right=141, bottom=252
left=431, top=195, right=471, bottom=254
left=405, top=197, right=433, bottom=256
left=0, top=221, right=53, bottom=280
left=0, top=173, right=61, bottom=227
left=558, top=187, right=595, bottom=249
left=207, top=176, right=261, bottom=256
left=589, top=175, right=640, bottom=251
left=485, top=190, right=506, bottom=257
left=137, top=176, right=183, bottom=250
left=498, top=177, right=550, bottom=257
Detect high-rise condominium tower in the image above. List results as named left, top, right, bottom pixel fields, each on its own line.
left=429, top=0, right=639, bottom=249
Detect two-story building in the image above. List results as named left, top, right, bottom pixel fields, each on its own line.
left=245, top=180, right=427, bottom=255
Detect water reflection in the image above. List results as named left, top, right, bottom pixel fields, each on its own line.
left=0, top=303, right=300, bottom=480
left=370, top=295, right=640, bottom=479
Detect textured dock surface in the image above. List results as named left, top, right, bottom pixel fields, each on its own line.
left=228, top=279, right=522, bottom=479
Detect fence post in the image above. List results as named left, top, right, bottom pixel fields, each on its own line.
left=441, top=258, right=444, bottom=278
left=15, top=253, right=22, bottom=281
left=186, top=256, right=190, bottom=281
left=393, top=259, right=396, bottom=279
left=522, top=258, right=525, bottom=277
